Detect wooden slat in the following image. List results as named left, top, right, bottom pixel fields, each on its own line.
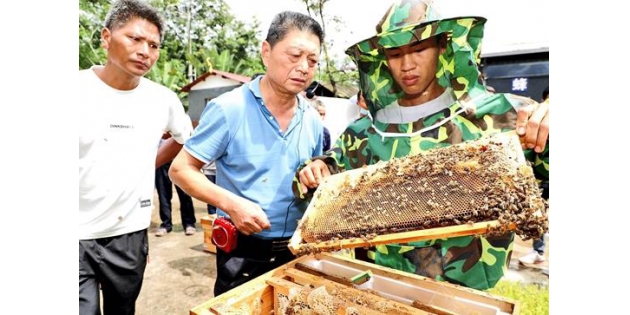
left=200, top=215, right=216, bottom=230
left=412, top=300, right=458, bottom=315
left=290, top=220, right=516, bottom=255
left=294, top=262, right=354, bottom=286
left=200, top=215, right=217, bottom=253
left=265, top=276, right=297, bottom=296
left=202, top=229, right=217, bottom=253
left=189, top=265, right=278, bottom=315
left=309, top=253, right=518, bottom=314
left=289, top=224, right=303, bottom=254
left=213, top=287, right=273, bottom=315
left=266, top=276, right=312, bottom=314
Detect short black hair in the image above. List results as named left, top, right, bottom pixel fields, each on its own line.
left=105, top=0, right=164, bottom=38
left=265, top=11, right=324, bottom=48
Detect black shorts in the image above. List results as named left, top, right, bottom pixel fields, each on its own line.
left=79, top=229, right=149, bottom=315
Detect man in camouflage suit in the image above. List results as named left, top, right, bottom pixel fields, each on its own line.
left=295, top=0, right=549, bottom=290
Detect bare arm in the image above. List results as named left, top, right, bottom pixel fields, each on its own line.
left=155, top=137, right=183, bottom=169
left=169, top=149, right=270, bottom=235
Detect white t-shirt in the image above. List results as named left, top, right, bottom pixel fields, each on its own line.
left=79, top=66, right=192, bottom=239
left=375, top=88, right=456, bottom=124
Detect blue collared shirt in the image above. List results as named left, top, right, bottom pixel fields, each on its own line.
left=185, top=76, right=324, bottom=238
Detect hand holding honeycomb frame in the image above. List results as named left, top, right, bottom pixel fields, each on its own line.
left=289, top=134, right=548, bottom=256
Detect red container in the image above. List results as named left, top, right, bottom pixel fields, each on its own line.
left=212, top=217, right=238, bottom=253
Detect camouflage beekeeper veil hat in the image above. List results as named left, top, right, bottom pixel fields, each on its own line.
left=345, top=0, right=488, bottom=117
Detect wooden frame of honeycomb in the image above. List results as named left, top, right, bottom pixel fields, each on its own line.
left=289, top=134, right=547, bottom=256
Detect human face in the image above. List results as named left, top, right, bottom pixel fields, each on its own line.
left=102, top=17, right=161, bottom=79
left=261, top=30, right=320, bottom=96
left=384, top=37, right=444, bottom=106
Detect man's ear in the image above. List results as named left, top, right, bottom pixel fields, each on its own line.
left=101, top=28, right=111, bottom=50
left=261, top=41, right=271, bottom=68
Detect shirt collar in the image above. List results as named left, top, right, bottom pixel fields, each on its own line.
left=248, top=75, right=264, bottom=100
left=247, top=75, right=307, bottom=113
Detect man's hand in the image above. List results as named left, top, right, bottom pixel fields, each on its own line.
left=516, top=100, right=549, bottom=153
left=298, top=159, right=331, bottom=193
left=226, top=197, right=271, bottom=235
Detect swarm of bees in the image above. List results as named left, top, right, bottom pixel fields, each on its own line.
left=297, top=135, right=548, bottom=255
left=279, top=286, right=395, bottom=314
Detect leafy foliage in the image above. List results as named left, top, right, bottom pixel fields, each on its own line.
left=297, top=0, right=358, bottom=90
left=79, top=0, right=110, bottom=70
left=78, top=0, right=264, bottom=97
left=488, top=280, right=549, bottom=315
left=151, top=0, right=264, bottom=77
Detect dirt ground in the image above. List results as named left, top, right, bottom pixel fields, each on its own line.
left=135, top=192, right=216, bottom=315
left=135, top=188, right=549, bottom=315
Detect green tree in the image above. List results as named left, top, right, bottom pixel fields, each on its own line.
left=78, top=0, right=264, bottom=95
left=145, top=50, right=190, bottom=109
left=151, top=0, right=264, bottom=78
left=297, top=0, right=358, bottom=91
left=189, top=47, right=265, bottom=76
left=79, top=0, right=109, bottom=69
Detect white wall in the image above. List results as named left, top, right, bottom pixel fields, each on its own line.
left=191, top=76, right=241, bottom=90
left=318, top=96, right=361, bottom=143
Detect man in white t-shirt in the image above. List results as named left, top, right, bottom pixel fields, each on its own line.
left=78, top=1, right=192, bottom=314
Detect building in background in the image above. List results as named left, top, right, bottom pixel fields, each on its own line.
left=481, top=45, right=549, bottom=101
left=181, top=70, right=251, bottom=124
left=304, top=80, right=359, bottom=99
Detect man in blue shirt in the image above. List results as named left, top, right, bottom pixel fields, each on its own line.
left=169, top=11, right=324, bottom=296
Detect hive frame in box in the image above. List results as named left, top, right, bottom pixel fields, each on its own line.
left=189, top=253, right=519, bottom=315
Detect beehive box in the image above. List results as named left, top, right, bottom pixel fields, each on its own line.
left=190, top=253, right=519, bottom=315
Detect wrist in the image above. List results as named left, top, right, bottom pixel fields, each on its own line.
left=218, top=192, right=239, bottom=217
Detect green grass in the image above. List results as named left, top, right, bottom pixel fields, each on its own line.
left=488, top=280, right=549, bottom=315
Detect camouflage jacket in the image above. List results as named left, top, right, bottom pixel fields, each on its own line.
left=293, top=93, right=549, bottom=290
left=292, top=0, right=549, bottom=290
